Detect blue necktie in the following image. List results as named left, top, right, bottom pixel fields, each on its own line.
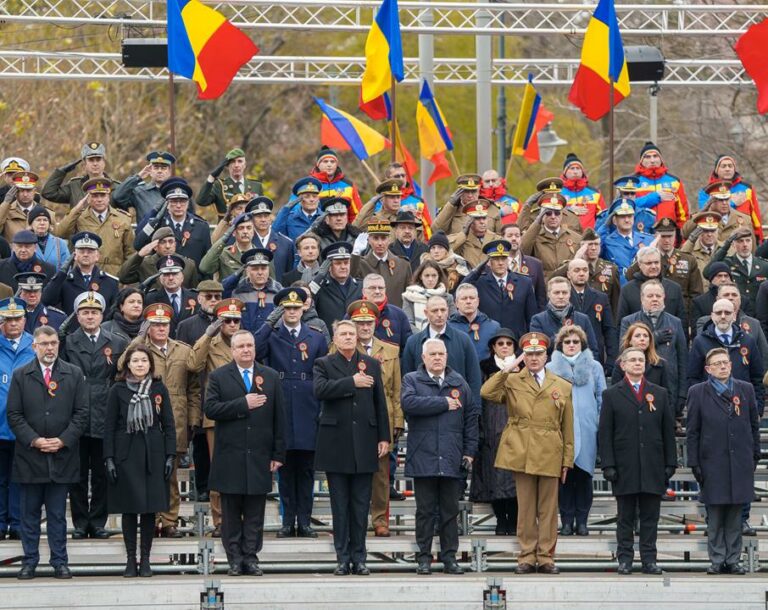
left=242, top=369, right=251, bottom=392
left=171, top=293, right=179, bottom=314
left=633, top=383, right=640, bottom=393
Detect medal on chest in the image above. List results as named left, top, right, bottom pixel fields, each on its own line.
left=470, top=322, right=480, bottom=341
left=47, top=380, right=58, bottom=398
left=154, top=394, right=162, bottom=414
left=104, top=347, right=112, bottom=366
left=506, top=282, right=515, bottom=301
left=298, top=342, right=308, bottom=361
left=733, top=395, right=741, bottom=416
left=381, top=318, right=393, bottom=338
left=741, top=346, right=750, bottom=366
left=646, top=393, right=656, bottom=412
left=254, top=375, right=264, bottom=392
left=258, top=291, right=266, bottom=308
left=594, top=303, right=603, bottom=322
left=182, top=230, right=190, bottom=247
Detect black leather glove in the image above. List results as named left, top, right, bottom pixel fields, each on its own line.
left=210, top=158, right=229, bottom=179
left=653, top=328, right=674, bottom=345
left=664, top=466, right=676, bottom=482
left=61, top=158, right=81, bottom=173
left=603, top=467, right=618, bottom=482
left=448, top=188, right=464, bottom=207
left=105, top=457, right=118, bottom=484
left=692, top=466, right=703, bottom=484
left=223, top=220, right=237, bottom=241
left=267, top=305, right=284, bottom=329
left=164, top=455, right=175, bottom=480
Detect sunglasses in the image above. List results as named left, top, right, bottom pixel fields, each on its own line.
left=562, top=339, right=581, bottom=345
left=543, top=210, right=561, bottom=216
left=495, top=340, right=514, bottom=347
left=201, top=293, right=223, bottom=300
left=221, top=319, right=240, bottom=325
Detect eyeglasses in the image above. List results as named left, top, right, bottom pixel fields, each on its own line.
left=543, top=210, right=561, bottom=216
left=562, top=339, right=581, bottom=345
left=221, top=319, right=240, bottom=325
left=200, top=293, right=223, bottom=300
left=708, top=360, right=731, bottom=368
left=494, top=340, right=514, bottom=347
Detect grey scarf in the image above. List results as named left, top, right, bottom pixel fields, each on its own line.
left=126, top=375, right=154, bottom=434
left=547, top=302, right=570, bottom=322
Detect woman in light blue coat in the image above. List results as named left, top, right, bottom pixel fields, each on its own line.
left=28, top=206, right=70, bottom=271
left=547, top=325, right=605, bottom=536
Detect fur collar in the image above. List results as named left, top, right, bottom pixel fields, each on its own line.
left=548, top=349, right=595, bottom=386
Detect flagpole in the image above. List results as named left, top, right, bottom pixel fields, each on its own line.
left=168, top=72, right=177, bottom=171
left=360, top=159, right=381, bottom=183
left=390, top=75, right=397, bottom=165
left=448, top=151, right=461, bottom=176
left=609, top=76, right=615, bottom=191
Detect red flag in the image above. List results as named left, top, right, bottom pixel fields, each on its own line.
left=359, top=91, right=392, bottom=121
left=428, top=152, right=452, bottom=184
left=735, top=18, right=768, bottom=114
left=522, top=106, right=554, bottom=164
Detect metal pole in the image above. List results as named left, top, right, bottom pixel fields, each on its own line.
left=418, top=3, right=436, bottom=213
left=168, top=72, right=177, bottom=165
left=649, top=83, right=659, bottom=142
left=495, top=14, right=507, bottom=177
left=390, top=74, right=397, bottom=164
left=476, top=1, right=492, bottom=172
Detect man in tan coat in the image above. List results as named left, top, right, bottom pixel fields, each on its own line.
left=0, top=171, right=42, bottom=242
left=346, top=299, right=403, bottom=537
left=433, top=174, right=503, bottom=235
left=187, top=298, right=243, bottom=537
left=481, top=332, right=574, bottom=574
left=516, top=177, right=582, bottom=233
left=521, top=193, right=581, bottom=280
left=682, top=181, right=752, bottom=245
left=447, top=201, right=499, bottom=268
left=353, top=179, right=403, bottom=229
left=119, top=303, right=202, bottom=537
left=54, top=177, right=134, bottom=275
left=680, top=211, right=721, bottom=289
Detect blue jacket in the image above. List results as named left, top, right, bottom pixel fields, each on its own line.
left=529, top=306, right=600, bottom=362
left=24, top=304, right=66, bottom=334
left=402, top=325, right=482, bottom=401
left=41, top=265, right=119, bottom=315
left=35, top=235, right=70, bottom=272
left=252, top=230, right=295, bottom=284
left=272, top=202, right=322, bottom=241
left=232, top=278, right=282, bottom=333
left=448, top=311, right=500, bottom=361
left=0, top=332, right=35, bottom=440
left=135, top=211, right=211, bottom=266
left=401, top=365, right=479, bottom=478
left=600, top=229, right=654, bottom=286
left=687, top=321, right=764, bottom=413
left=461, top=269, right=538, bottom=339
left=254, top=321, right=328, bottom=450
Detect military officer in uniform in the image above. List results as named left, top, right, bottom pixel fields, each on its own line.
left=307, top=197, right=363, bottom=253
left=447, top=201, right=500, bottom=268
left=433, top=174, right=503, bottom=235
left=311, top=242, right=363, bottom=330
left=352, top=179, right=403, bottom=229
left=272, top=177, right=323, bottom=241
left=0, top=171, right=42, bottom=242
left=197, top=148, right=263, bottom=219
left=42, top=231, right=119, bottom=315
left=481, top=332, right=574, bottom=574
left=253, top=288, right=327, bottom=538
left=704, top=228, right=768, bottom=318
left=521, top=193, right=582, bottom=280
left=0, top=231, right=55, bottom=291
left=119, top=226, right=198, bottom=289
left=680, top=211, right=721, bottom=289
left=135, top=178, right=211, bottom=267
left=683, top=181, right=753, bottom=244
left=246, top=196, right=295, bottom=284
left=230, top=249, right=282, bottom=332
left=144, top=255, right=199, bottom=338
left=199, top=212, right=255, bottom=280
left=15, top=273, right=65, bottom=334
left=41, top=142, right=119, bottom=207
left=600, top=200, right=653, bottom=287
left=112, top=151, right=175, bottom=222
left=0, top=157, right=28, bottom=202
left=53, top=177, right=135, bottom=276
left=517, top=178, right=581, bottom=233
left=351, top=218, right=411, bottom=308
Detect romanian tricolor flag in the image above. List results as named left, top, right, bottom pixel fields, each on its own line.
left=360, top=0, right=404, bottom=105
left=735, top=18, right=768, bottom=115
left=315, top=98, right=390, bottom=160
left=167, top=0, right=259, bottom=100
left=568, top=0, right=631, bottom=121
left=511, top=75, right=554, bottom=164
left=416, top=81, right=454, bottom=184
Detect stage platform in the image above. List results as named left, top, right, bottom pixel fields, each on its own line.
left=2, top=574, right=768, bottom=610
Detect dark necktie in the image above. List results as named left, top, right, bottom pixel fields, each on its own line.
left=175, top=222, right=183, bottom=235
left=89, top=334, right=97, bottom=345
left=720, top=334, right=730, bottom=345
left=290, top=328, right=298, bottom=341
left=171, top=293, right=180, bottom=314
left=83, top=274, right=91, bottom=285
left=432, top=375, right=441, bottom=388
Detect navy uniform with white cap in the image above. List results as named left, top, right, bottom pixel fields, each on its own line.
left=307, top=197, right=362, bottom=253
left=312, top=242, right=363, bottom=331
left=112, top=151, right=177, bottom=222
left=135, top=178, right=211, bottom=266
left=0, top=157, right=29, bottom=202
left=232, top=248, right=282, bottom=332
left=253, top=287, right=327, bottom=538
left=247, top=196, right=295, bottom=283
left=15, top=272, right=65, bottom=334
left=144, top=255, right=199, bottom=337
left=41, top=231, right=119, bottom=315
left=0, top=230, right=55, bottom=291
left=40, top=141, right=120, bottom=206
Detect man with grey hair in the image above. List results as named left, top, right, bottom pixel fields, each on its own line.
left=402, top=295, right=482, bottom=399
left=361, top=273, right=411, bottom=352
left=448, top=283, right=500, bottom=361
left=617, top=246, right=687, bottom=336
left=401, top=337, right=479, bottom=575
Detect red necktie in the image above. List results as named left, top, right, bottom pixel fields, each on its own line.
left=44, top=368, right=51, bottom=386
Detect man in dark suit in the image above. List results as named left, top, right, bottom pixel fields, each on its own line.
left=500, top=224, right=546, bottom=310
left=599, top=347, right=676, bottom=576
left=691, top=262, right=733, bottom=334
left=389, top=210, right=428, bottom=272
left=143, top=254, right=198, bottom=338
left=567, top=258, right=617, bottom=374
left=460, top=239, right=538, bottom=340
left=313, top=320, right=390, bottom=576
left=6, top=325, right=88, bottom=579
left=204, top=329, right=286, bottom=576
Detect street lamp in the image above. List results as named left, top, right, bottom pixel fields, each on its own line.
left=537, top=124, right=568, bottom=164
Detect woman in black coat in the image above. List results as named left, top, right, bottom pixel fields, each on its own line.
left=101, top=288, right=145, bottom=341
left=611, top=322, right=670, bottom=389
left=104, top=345, right=176, bottom=578
left=469, top=329, right=521, bottom=535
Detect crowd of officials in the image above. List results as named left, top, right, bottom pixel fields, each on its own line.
left=0, top=139, right=764, bottom=579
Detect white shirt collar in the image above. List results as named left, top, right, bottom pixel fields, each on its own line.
left=237, top=365, right=253, bottom=376
left=429, top=325, right=447, bottom=338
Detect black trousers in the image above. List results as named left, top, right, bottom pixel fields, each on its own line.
left=192, top=431, right=209, bottom=495
left=414, top=477, right=461, bottom=564
left=616, top=493, right=661, bottom=565
left=69, top=436, right=107, bottom=532
left=559, top=465, right=593, bottom=527
left=20, top=483, right=69, bottom=568
left=220, top=493, right=266, bottom=567
left=278, top=450, right=315, bottom=528
left=326, top=472, right=373, bottom=566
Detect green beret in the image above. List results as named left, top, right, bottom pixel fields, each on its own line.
left=226, top=148, right=246, bottom=161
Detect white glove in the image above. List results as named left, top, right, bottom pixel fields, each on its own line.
left=352, top=232, right=369, bottom=256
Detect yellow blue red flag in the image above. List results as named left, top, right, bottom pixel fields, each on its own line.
left=360, top=0, right=404, bottom=104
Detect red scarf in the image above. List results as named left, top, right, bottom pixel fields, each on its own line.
left=310, top=167, right=347, bottom=185
left=625, top=374, right=645, bottom=401
left=401, top=182, right=415, bottom=199
left=479, top=178, right=508, bottom=201
left=708, top=171, right=742, bottom=186
left=561, top=176, right=589, bottom=191
left=634, top=163, right=668, bottom=180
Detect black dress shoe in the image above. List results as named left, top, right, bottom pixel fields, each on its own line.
left=726, top=563, right=747, bottom=575
left=560, top=523, right=573, bottom=536
left=71, top=528, right=87, bottom=540
left=277, top=525, right=296, bottom=538
left=227, top=564, right=242, bottom=576
left=243, top=561, right=263, bottom=576
left=617, top=562, right=633, bottom=575
left=352, top=563, right=370, bottom=575
left=160, top=525, right=183, bottom=538
left=334, top=563, right=350, bottom=576
left=211, top=525, right=221, bottom=538
left=389, top=486, right=406, bottom=501
left=8, top=529, right=20, bottom=540
left=537, top=563, right=560, bottom=574
left=443, top=561, right=464, bottom=575
left=92, top=528, right=111, bottom=539
left=575, top=523, right=589, bottom=536
left=742, top=522, right=757, bottom=536
left=641, top=563, right=663, bottom=575
left=17, top=565, right=35, bottom=580
left=506, top=527, right=517, bottom=536
left=0, top=530, right=6, bottom=541
left=53, top=565, right=72, bottom=579
left=416, top=561, right=431, bottom=575
left=297, top=525, right=318, bottom=538
left=707, top=563, right=723, bottom=575
left=515, top=563, right=535, bottom=574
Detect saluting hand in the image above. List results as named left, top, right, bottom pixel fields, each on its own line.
left=503, top=353, right=525, bottom=374
left=353, top=372, right=374, bottom=388
left=138, top=164, right=153, bottom=180
left=138, top=239, right=159, bottom=257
